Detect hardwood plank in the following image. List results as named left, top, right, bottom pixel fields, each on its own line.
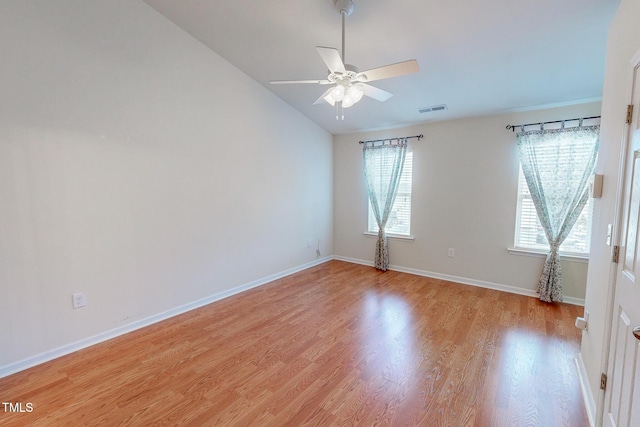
left=0, top=260, right=588, bottom=426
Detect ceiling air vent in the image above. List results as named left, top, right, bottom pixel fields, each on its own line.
left=418, top=104, right=447, bottom=114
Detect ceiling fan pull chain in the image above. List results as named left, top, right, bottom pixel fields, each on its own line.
left=335, top=102, right=345, bottom=120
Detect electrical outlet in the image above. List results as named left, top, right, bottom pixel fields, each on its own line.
left=72, top=292, right=87, bottom=309
left=448, top=248, right=455, bottom=258
left=307, top=239, right=313, bottom=248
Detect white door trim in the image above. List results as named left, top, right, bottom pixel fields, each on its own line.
left=598, top=48, right=640, bottom=427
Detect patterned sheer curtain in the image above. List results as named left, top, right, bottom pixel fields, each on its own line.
left=517, top=125, right=599, bottom=302
left=363, top=139, right=407, bottom=271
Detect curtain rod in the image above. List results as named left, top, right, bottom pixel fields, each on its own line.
left=359, top=134, right=423, bottom=144
left=506, top=116, right=600, bottom=132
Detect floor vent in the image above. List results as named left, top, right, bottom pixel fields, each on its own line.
left=418, top=104, right=447, bottom=114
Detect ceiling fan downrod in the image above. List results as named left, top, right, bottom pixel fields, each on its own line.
left=334, top=0, right=353, bottom=63
left=334, top=0, right=354, bottom=120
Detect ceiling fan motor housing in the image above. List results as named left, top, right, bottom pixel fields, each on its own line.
left=328, top=65, right=359, bottom=85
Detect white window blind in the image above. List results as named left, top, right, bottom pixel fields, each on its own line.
left=515, top=166, right=593, bottom=255
left=368, top=151, right=413, bottom=236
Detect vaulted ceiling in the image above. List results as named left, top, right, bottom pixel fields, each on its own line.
left=144, top=0, right=619, bottom=135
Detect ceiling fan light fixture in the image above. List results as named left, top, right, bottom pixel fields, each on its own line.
left=326, top=83, right=363, bottom=108
left=348, top=84, right=364, bottom=103
left=330, top=85, right=345, bottom=102
left=323, top=93, right=336, bottom=106
left=342, top=96, right=355, bottom=108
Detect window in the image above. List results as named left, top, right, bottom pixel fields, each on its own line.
left=368, top=151, right=413, bottom=236
left=514, top=166, right=594, bottom=255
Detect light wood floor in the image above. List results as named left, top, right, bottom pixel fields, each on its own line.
left=0, top=260, right=587, bottom=426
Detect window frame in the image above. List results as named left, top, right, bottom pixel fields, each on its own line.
left=366, top=149, right=414, bottom=238
left=512, top=165, right=594, bottom=259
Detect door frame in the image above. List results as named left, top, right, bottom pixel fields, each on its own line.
left=598, top=49, right=640, bottom=426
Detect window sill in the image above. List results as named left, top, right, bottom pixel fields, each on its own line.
left=364, top=231, right=415, bottom=241
left=507, top=247, right=589, bottom=263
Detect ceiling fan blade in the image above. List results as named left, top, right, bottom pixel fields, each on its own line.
left=356, top=60, right=419, bottom=83
left=270, top=79, right=332, bottom=85
left=361, top=83, right=393, bottom=102
left=316, top=46, right=346, bottom=74
left=313, top=87, right=336, bottom=105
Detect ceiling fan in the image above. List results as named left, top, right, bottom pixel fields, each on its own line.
left=269, top=0, right=419, bottom=120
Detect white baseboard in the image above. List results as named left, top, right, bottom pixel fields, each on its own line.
left=0, top=256, right=333, bottom=379
left=1, top=254, right=584, bottom=379
left=575, top=353, right=597, bottom=427
left=332, top=255, right=585, bottom=306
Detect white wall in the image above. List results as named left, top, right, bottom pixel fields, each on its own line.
left=334, top=102, right=601, bottom=302
left=0, top=0, right=333, bottom=370
left=581, top=0, right=640, bottom=423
